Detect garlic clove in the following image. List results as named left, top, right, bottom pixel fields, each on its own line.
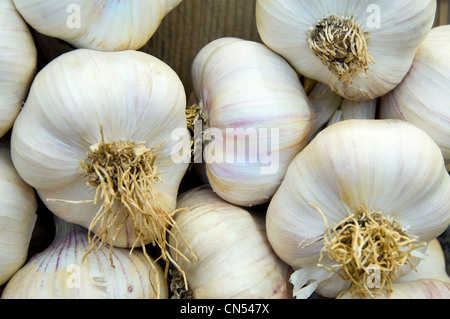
left=0, top=0, right=37, bottom=137
left=12, top=0, right=182, bottom=51
left=0, top=148, right=37, bottom=286
left=1, top=217, right=167, bottom=299
left=168, top=185, right=292, bottom=299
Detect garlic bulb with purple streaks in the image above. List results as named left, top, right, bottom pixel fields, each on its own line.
left=10, top=48, right=192, bottom=283
left=191, top=37, right=312, bottom=207
left=1, top=217, right=167, bottom=299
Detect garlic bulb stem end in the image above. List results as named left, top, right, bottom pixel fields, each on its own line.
left=75, top=126, right=195, bottom=293
left=311, top=203, right=425, bottom=298
left=307, top=15, right=375, bottom=82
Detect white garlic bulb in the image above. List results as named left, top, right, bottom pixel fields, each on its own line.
left=12, top=0, right=182, bottom=51
left=169, top=185, right=292, bottom=299
left=256, top=0, right=436, bottom=101
left=380, top=25, right=450, bottom=171
left=10, top=49, right=191, bottom=277
left=0, top=0, right=37, bottom=137
left=191, top=37, right=312, bottom=207
left=338, top=239, right=450, bottom=299
left=0, top=148, right=37, bottom=285
left=2, top=217, right=167, bottom=299
left=266, top=119, right=450, bottom=299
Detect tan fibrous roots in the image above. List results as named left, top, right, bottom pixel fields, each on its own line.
left=81, top=128, right=194, bottom=298
left=312, top=204, right=425, bottom=299
left=307, top=15, right=375, bottom=82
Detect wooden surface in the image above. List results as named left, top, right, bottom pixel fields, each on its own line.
left=138, top=0, right=261, bottom=97
left=435, top=0, right=450, bottom=26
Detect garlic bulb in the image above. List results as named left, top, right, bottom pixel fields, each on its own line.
left=266, top=119, right=450, bottom=299
left=12, top=0, right=182, bottom=51
left=11, top=49, right=192, bottom=278
left=338, top=239, right=450, bottom=299
left=380, top=25, right=450, bottom=171
left=168, top=185, right=292, bottom=299
left=256, top=0, right=436, bottom=101
left=191, top=37, right=312, bottom=207
left=2, top=217, right=167, bottom=299
left=0, top=148, right=37, bottom=285
left=0, top=0, right=37, bottom=137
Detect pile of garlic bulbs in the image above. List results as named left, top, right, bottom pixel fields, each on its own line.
left=0, top=0, right=449, bottom=300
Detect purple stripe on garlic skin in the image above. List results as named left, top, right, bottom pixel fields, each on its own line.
left=2, top=217, right=167, bottom=299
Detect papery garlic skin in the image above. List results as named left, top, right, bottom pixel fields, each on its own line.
left=0, top=148, right=37, bottom=285
left=12, top=0, right=182, bottom=51
left=10, top=49, right=188, bottom=249
left=2, top=218, right=167, bottom=299
left=266, top=120, right=450, bottom=298
left=0, top=0, right=37, bottom=137
left=191, top=37, right=312, bottom=206
left=169, top=185, right=292, bottom=299
left=396, top=239, right=450, bottom=284
left=256, top=0, right=436, bottom=101
left=380, top=25, right=450, bottom=170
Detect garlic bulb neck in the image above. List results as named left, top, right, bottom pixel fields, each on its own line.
left=315, top=204, right=424, bottom=298
left=308, top=15, right=374, bottom=82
